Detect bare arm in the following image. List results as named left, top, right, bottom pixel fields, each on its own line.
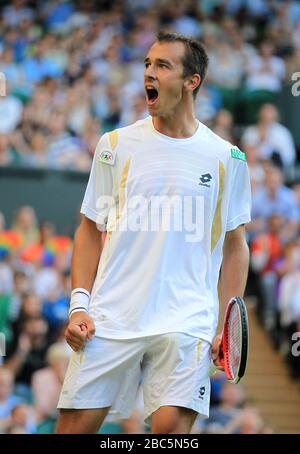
left=71, top=215, right=103, bottom=291
left=66, top=216, right=103, bottom=351
left=212, top=224, right=249, bottom=365
left=220, top=224, right=250, bottom=321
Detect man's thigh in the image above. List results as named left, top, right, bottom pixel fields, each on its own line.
left=56, top=407, right=110, bottom=434
left=57, top=336, right=145, bottom=420
left=142, top=333, right=211, bottom=429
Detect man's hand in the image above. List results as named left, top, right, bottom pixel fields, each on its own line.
left=65, top=312, right=95, bottom=352
left=211, top=333, right=224, bottom=370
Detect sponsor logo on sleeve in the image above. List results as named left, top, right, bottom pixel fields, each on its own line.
left=99, top=150, right=115, bottom=165
left=231, top=147, right=246, bottom=162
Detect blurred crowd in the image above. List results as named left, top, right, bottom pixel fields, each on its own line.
left=0, top=205, right=73, bottom=433
left=0, top=0, right=300, bottom=435
left=0, top=0, right=300, bottom=169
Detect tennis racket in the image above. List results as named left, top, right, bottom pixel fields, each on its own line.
left=218, top=296, right=249, bottom=383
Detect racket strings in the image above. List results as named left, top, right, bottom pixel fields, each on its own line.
left=228, top=304, right=241, bottom=377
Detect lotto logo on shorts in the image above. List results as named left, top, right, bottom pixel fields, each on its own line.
left=198, top=386, right=205, bottom=399
left=0, top=333, right=6, bottom=356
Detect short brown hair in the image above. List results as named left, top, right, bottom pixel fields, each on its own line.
left=156, top=30, right=209, bottom=98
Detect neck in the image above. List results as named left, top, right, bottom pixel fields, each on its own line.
left=152, top=105, right=198, bottom=138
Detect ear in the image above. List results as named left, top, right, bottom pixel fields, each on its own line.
left=184, top=74, right=201, bottom=94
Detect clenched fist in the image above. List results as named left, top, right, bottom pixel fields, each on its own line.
left=65, top=312, right=95, bottom=352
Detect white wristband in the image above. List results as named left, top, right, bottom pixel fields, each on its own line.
left=69, top=288, right=91, bottom=318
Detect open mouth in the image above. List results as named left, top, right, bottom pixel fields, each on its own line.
left=145, top=87, right=159, bottom=106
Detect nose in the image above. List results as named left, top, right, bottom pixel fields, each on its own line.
left=144, top=64, right=157, bottom=81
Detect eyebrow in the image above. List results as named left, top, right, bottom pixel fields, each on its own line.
left=144, top=57, right=173, bottom=67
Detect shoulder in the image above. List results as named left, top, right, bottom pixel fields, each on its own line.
left=198, top=122, right=228, bottom=149
left=272, top=122, right=293, bottom=137
left=96, top=118, right=150, bottom=166
left=199, top=122, right=246, bottom=163
left=111, top=117, right=150, bottom=142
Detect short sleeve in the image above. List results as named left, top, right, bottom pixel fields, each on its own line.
left=80, top=134, right=114, bottom=231
left=226, top=158, right=252, bottom=232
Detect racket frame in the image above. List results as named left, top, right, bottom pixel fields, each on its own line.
left=220, top=296, right=249, bottom=383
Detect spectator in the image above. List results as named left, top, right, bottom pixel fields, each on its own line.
left=250, top=164, right=299, bottom=240
left=212, top=109, right=235, bottom=143
left=21, top=85, right=53, bottom=131
left=42, top=269, right=70, bottom=334
left=278, top=241, right=300, bottom=378
left=245, top=41, right=286, bottom=93
left=242, top=142, right=265, bottom=191
left=224, top=406, right=264, bottom=434
left=0, top=47, right=25, bottom=92
left=0, top=367, right=23, bottom=427
left=10, top=270, right=32, bottom=322
left=11, top=293, right=42, bottom=338
left=33, top=260, right=60, bottom=301
left=0, top=133, right=21, bottom=167
left=23, top=39, right=63, bottom=85
left=32, top=342, right=71, bottom=422
left=194, top=383, right=245, bottom=433
left=0, top=88, right=23, bottom=134
left=23, top=131, right=48, bottom=168
left=40, top=0, right=75, bottom=32
left=206, top=36, right=243, bottom=115
left=242, top=104, right=296, bottom=171
left=285, top=46, right=300, bottom=81
left=8, top=403, right=37, bottom=434
left=6, top=317, right=50, bottom=392
left=46, top=111, right=84, bottom=170
left=251, top=214, right=284, bottom=329
left=195, top=84, right=222, bottom=124
left=5, top=424, right=28, bottom=434
left=12, top=206, right=39, bottom=247
left=0, top=254, right=14, bottom=295
left=292, top=181, right=300, bottom=221
left=3, top=0, right=35, bottom=28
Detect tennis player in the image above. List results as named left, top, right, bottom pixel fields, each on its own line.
left=56, top=31, right=251, bottom=434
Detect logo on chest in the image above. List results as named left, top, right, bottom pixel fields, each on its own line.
left=199, top=173, right=212, bottom=188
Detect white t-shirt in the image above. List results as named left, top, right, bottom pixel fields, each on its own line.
left=81, top=117, right=251, bottom=343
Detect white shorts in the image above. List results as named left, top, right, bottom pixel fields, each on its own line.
left=57, top=332, right=211, bottom=424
